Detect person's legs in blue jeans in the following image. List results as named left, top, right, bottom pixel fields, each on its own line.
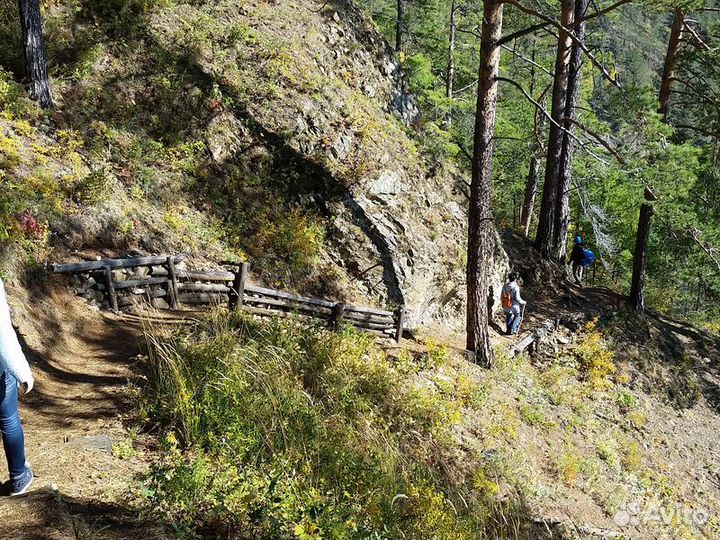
left=510, top=306, right=522, bottom=334
left=0, top=371, right=27, bottom=480
left=506, top=306, right=522, bottom=335
left=505, top=311, right=515, bottom=335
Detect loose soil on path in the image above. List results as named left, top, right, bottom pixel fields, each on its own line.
left=0, top=281, right=168, bottom=540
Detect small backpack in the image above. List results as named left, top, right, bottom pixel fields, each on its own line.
left=582, top=248, right=596, bottom=268
left=501, top=286, right=513, bottom=309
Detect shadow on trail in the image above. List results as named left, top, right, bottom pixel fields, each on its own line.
left=0, top=485, right=166, bottom=539
left=11, top=278, right=143, bottom=427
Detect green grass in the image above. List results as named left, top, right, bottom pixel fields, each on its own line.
left=140, top=310, right=533, bottom=539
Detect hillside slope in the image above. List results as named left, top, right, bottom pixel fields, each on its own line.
left=0, top=236, right=717, bottom=540
left=1, top=0, right=508, bottom=331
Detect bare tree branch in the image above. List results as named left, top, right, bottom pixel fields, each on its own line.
left=502, top=0, right=623, bottom=91
left=673, top=77, right=720, bottom=102
left=501, top=44, right=555, bottom=76
left=577, top=0, right=632, bottom=24
left=497, top=0, right=631, bottom=46
left=568, top=119, right=626, bottom=164
left=691, top=229, right=720, bottom=273
left=497, top=22, right=548, bottom=47
left=672, top=123, right=719, bottom=138
left=683, top=22, right=714, bottom=52
left=455, top=78, right=479, bottom=94
left=455, top=25, right=481, bottom=38
left=496, top=76, right=613, bottom=165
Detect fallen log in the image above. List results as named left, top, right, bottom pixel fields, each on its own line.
left=510, top=312, right=586, bottom=357
left=511, top=319, right=557, bottom=357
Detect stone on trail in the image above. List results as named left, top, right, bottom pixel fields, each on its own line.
left=64, top=434, right=113, bottom=454
left=152, top=298, right=170, bottom=309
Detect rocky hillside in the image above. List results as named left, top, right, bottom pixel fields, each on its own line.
left=0, top=0, right=508, bottom=330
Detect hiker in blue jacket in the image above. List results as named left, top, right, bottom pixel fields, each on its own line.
left=568, top=235, right=586, bottom=286
left=0, top=279, right=34, bottom=496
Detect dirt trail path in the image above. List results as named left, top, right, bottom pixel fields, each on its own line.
left=0, top=283, right=167, bottom=540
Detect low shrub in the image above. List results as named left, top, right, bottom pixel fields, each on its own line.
left=574, top=319, right=617, bottom=390
left=141, top=311, right=533, bottom=539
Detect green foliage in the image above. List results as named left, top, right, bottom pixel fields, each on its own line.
left=356, top=0, right=720, bottom=327
left=518, top=401, right=553, bottom=430
left=0, top=116, right=80, bottom=250
left=71, top=167, right=112, bottom=205
left=142, top=312, right=532, bottom=539
left=574, top=320, right=617, bottom=390
left=614, top=389, right=638, bottom=412
left=0, top=68, right=37, bottom=119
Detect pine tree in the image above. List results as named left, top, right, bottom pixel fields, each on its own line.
left=534, top=0, right=575, bottom=259
left=395, top=0, right=405, bottom=52
left=467, top=0, right=503, bottom=367
left=553, top=0, right=589, bottom=260
left=18, top=0, right=52, bottom=109
left=658, top=8, right=684, bottom=118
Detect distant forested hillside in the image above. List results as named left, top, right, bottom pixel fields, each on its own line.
left=357, top=0, right=720, bottom=329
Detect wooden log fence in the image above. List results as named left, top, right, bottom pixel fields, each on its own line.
left=52, top=255, right=405, bottom=342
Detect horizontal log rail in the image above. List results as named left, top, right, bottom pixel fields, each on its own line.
left=51, top=255, right=405, bottom=342
left=51, top=254, right=187, bottom=274
left=245, top=284, right=337, bottom=309
left=178, top=282, right=232, bottom=294
left=177, top=270, right=235, bottom=282
left=113, top=277, right=169, bottom=290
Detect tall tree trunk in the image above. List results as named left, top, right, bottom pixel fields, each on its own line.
left=553, top=0, right=589, bottom=260
left=520, top=45, right=544, bottom=237
left=521, top=155, right=540, bottom=236
left=466, top=0, right=503, bottom=367
left=445, top=0, right=457, bottom=128
left=534, top=0, right=574, bottom=259
left=630, top=202, right=653, bottom=313
left=18, top=0, right=52, bottom=108
left=658, top=8, right=684, bottom=118
left=395, top=0, right=405, bottom=53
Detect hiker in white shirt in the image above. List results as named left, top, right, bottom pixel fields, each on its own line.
left=501, top=273, right=527, bottom=335
left=0, top=279, right=34, bottom=495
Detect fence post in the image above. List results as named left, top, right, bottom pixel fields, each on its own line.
left=332, top=302, right=345, bottom=330
left=103, top=265, right=118, bottom=313
left=166, top=256, right=179, bottom=309
left=394, top=305, right=406, bottom=343
left=231, top=262, right=249, bottom=311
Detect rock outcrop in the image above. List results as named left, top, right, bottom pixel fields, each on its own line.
left=149, top=0, right=509, bottom=331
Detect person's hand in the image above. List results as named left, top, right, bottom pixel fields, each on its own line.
left=20, top=375, right=34, bottom=394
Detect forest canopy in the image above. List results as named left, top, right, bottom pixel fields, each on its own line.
left=357, top=0, right=720, bottom=330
